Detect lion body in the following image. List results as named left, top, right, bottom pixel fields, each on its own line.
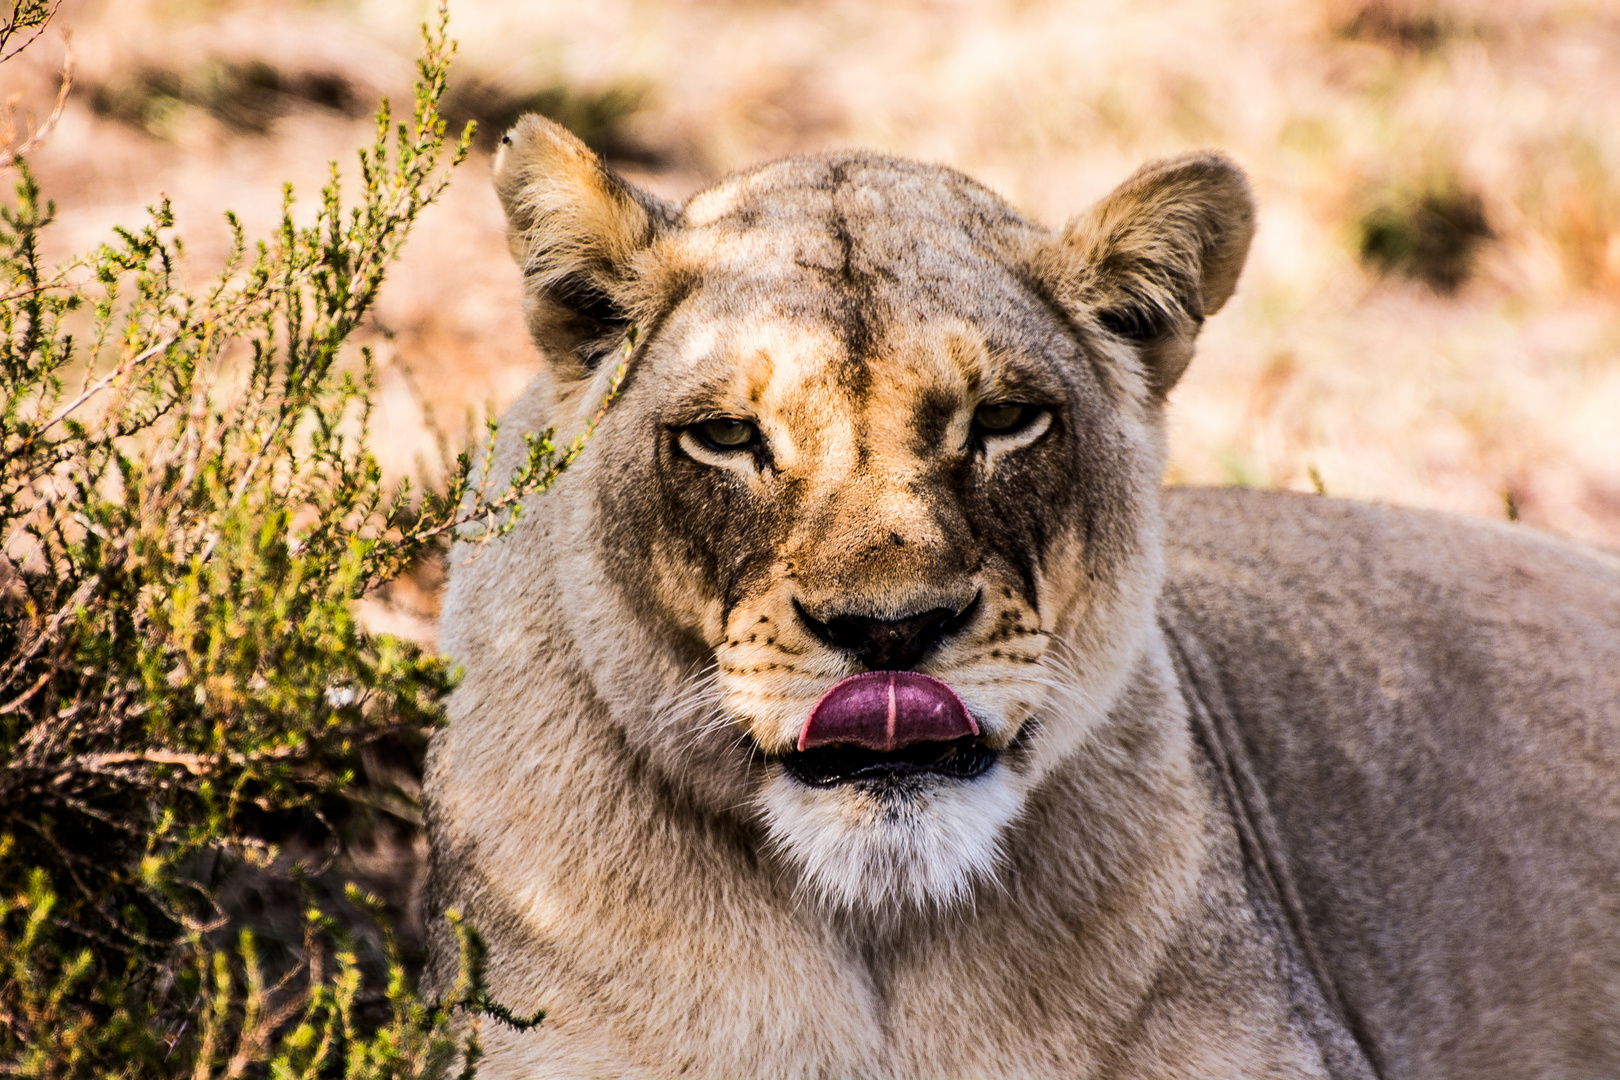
left=425, top=118, right=1620, bottom=1078
left=1163, top=489, right=1620, bottom=1078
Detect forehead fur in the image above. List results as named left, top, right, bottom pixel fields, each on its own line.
left=649, top=154, right=1052, bottom=350
left=618, top=153, right=1075, bottom=408
left=680, top=152, right=1036, bottom=252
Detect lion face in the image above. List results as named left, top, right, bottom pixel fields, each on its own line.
left=491, top=119, right=1253, bottom=914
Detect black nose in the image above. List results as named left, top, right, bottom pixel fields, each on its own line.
left=795, top=595, right=980, bottom=671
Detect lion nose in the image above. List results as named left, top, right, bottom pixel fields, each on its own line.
left=794, top=595, right=980, bottom=671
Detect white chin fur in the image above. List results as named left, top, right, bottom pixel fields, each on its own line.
left=759, top=765, right=1025, bottom=916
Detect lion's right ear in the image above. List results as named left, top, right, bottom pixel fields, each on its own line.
left=494, top=114, right=675, bottom=378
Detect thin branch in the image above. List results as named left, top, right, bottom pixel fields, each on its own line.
left=0, top=264, right=76, bottom=303
left=0, top=1, right=58, bottom=65
left=0, top=30, right=72, bottom=169
left=6, top=333, right=176, bottom=461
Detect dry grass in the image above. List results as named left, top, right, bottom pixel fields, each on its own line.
left=21, top=0, right=1620, bottom=571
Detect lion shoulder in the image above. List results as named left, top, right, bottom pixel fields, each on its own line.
left=1161, top=486, right=1620, bottom=1071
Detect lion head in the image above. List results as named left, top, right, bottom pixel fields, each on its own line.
left=472, top=116, right=1253, bottom=916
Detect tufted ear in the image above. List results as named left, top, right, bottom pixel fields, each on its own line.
left=494, top=114, right=676, bottom=377
left=1038, top=153, right=1255, bottom=399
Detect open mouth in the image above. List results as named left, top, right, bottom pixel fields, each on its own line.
left=779, top=670, right=997, bottom=787
left=782, top=735, right=998, bottom=787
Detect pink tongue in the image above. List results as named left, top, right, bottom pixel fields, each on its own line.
left=798, top=671, right=978, bottom=753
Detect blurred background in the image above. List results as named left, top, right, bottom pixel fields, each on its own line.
left=16, top=0, right=1620, bottom=571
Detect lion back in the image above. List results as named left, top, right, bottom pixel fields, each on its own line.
left=1160, top=486, right=1620, bottom=1079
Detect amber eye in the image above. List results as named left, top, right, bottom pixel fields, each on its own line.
left=973, top=402, right=1035, bottom=434
left=694, top=418, right=758, bottom=450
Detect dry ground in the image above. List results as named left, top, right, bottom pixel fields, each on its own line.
left=16, top=0, right=1620, bottom=590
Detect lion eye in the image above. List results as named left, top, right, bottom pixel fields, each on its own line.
left=695, top=418, right=758, bottom=450
left=973, top=403, right=1034, bottom=434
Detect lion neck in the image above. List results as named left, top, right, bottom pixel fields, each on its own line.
left=448, top=578, right=1232, bottom=1070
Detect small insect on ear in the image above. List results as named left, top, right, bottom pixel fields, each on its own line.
left=1036, top=153, right=1255, bottom=400
left=494, top=115, right=677, bottom=379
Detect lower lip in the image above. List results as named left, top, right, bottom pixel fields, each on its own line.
left=781, top=736, right=998, bottom=788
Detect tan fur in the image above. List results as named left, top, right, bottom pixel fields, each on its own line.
left=425, top=117, right=1620, bottom=1078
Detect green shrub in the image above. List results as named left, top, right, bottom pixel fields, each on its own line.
left=0, top=3, right=599, bottom=1073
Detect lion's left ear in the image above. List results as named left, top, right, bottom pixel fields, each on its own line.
left=1035, top=153, right=1255, bottom=399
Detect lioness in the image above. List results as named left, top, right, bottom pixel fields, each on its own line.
left=424, top=115, right=1620, bottom=1078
